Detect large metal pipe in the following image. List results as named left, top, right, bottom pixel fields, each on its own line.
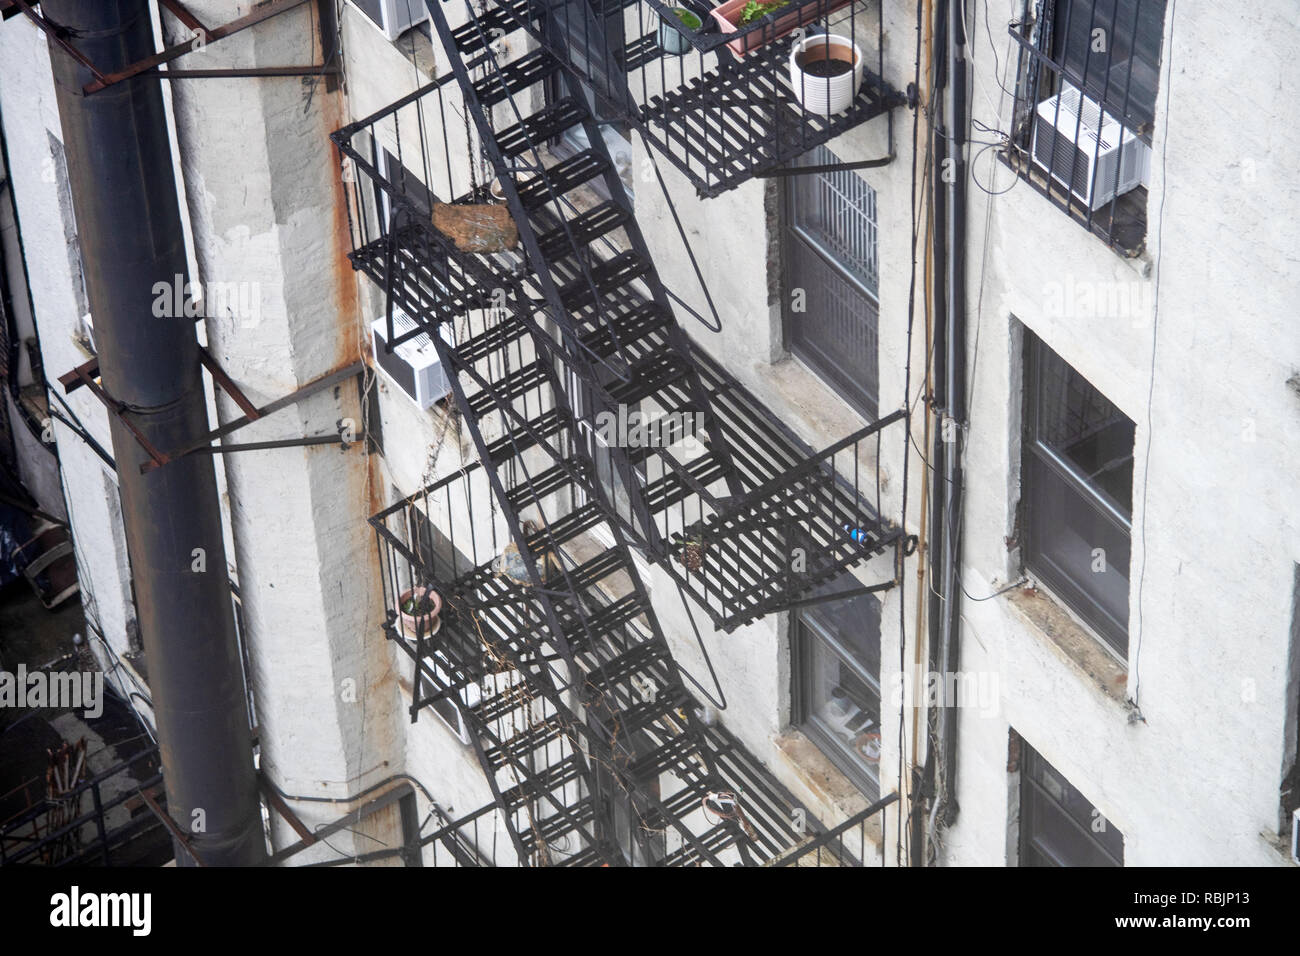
left=41, top=0, right=265, bottom=866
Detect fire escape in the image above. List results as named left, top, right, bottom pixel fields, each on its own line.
left=334, top=0, right=909, bottom=865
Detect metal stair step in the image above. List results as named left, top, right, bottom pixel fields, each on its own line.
left=484, top=407, right=568, bottom=465
left=558, top=251, right=652, bottom=311
left=519, top=799, right=598, bottom=854
left=581, top=642, right=667, bottom=697
left=499, top=753, right=586, bottom=810
left=534, top=200, right=632, bottom=260
left=575, top=301, right=668, bottom=359
left=517, top=150, right=612, bottom=210
left=483, top=715, right=569, bottom=770
left=524, top=501, right=604, bottom=552
left=451, top=0, right=545, bottom=54
left=451, top=313, right=532, bottom=367
left=607, top=352, right=691, bottom=405
left=559, top=592, right=646, bottom=644
left=563, top=547, right=631, bottom=592
left=466, top=358, right=550, bottom=415
left=473, top=48, right=560, bottom=107
left=504, top=459, right=589, bottom=512
left=496, top=96, right=589, bottom=159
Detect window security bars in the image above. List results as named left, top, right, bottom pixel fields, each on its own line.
left=1006, top=0, right=1166, bottom=254
left=783, top=143, right=879, bottom=418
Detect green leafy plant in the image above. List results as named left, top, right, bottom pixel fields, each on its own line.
left=671, top=7, right=702, bottom=28
left=402, top=594, right=435, bottom=615
left=737, top=0, right=789, bottom=25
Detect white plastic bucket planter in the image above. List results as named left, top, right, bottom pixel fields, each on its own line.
left=789, top=34, right=863, bottom=115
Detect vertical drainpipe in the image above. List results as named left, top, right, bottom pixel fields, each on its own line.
left=938, top=0, right=967, bottom=831
left=41, top=0, right=266, bottom=866
left=921, top=0, right=967, bottom=863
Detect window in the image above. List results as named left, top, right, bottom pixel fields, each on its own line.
left=1022, top=330, right=1134, bottom=658
left=1018, top=740, right=1123, bottom=866
left=781, top=145, right=879, bottom=420
left=791, top=573, right=883, bottom=795
left=544, top=1, right=635, bottom=196
left=1046, top=0, right=1165, bottom=134
left=1009, top=0, right=1166, bottom=253
left=376, top=147, right=434, bottom=224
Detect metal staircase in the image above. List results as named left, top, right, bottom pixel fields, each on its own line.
left=330, top=0, right=910, bottom=865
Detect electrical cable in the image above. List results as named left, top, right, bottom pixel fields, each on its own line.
left=1132, top=0, right=1176, bottom=710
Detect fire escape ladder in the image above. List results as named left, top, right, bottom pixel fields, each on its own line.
left=333, top=1, right=914, bottom=863
left=428, top=0, right=743, bottom=556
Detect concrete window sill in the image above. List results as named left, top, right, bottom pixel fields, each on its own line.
left=1005, top=584, right=1129, bottom=705
left=773, top=728, right=884, bottom=853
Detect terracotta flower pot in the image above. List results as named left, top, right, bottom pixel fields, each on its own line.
left=789, top=34, right=863, bottom=115
left=398, top=586, right=442, bottom=639
left=710, top=0, right=851, bottom=58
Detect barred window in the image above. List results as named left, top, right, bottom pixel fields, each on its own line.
left=1008, top=0, right=1166, bottom=254
left=782, top=145, right=880, bottom=420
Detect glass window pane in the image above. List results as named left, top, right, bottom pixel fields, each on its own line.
left=1021, top=745, right=1123, bottom=866
left=1053, top=0, right=1166, bottom=129
left=791, top=145, right=879, bottom=294
left=1032, top=336, right=1136, bottom=515
left=1025, top=453, right=1131, bottom=654
left=794, top=573, right=884, bottom=790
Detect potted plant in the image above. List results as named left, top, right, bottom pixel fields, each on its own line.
left=398, top=585, right=442, bottom=639
left=658, top=7, right=703, bottom=55
left=789, top=33, right=863, bottom=115
left=710, top=0, right=850, bottom=58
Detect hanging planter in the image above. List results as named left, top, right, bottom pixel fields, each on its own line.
left=398, top=586, right=442, bottom=640
left=789, top=33, right=863, bottom=115
left=659, top=7, right=704, bottom=55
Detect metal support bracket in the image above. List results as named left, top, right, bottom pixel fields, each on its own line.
left=57, top=353, right=366, bottom=474
left=6, top=0, right=334, bottom=94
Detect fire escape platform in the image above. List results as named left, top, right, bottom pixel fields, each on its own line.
left=639, top=35, right=907, bottom=197
left=441, top=0, right=906, bottom=196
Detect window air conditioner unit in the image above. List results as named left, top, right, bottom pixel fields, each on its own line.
left=418, top=650, right=521, bottom=747
left=370, top=308, right=452, bottom=410
left=345, top=0, right=429, bottom=42
left=1031, top=83, right=1151, bottom=212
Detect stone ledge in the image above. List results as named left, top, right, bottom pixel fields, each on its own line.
left=772, top=727, right=883, bottom=853
left=1005, top=584, right=1129, bottom=706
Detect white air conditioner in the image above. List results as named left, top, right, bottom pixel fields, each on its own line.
left=418, top=649, right=522, bottom=747
left=1031, top=83, right=1151, bottom=212
left=371, top=308, right=452, bottom=410
left=345, top=0, right=429, bottom=41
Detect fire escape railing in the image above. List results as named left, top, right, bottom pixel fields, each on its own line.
left=0, top=745, right=167, bottom=867
left=449, top=0, right=907, bottom=196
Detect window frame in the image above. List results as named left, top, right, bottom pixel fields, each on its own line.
left=780, top=144, right=881, bottom=421
left=1018, top=741, right=1124, bottom=867
left=790, top=587, right=883, bottom=799
left=1021, top=330, right=1134, bottom=659
left=1006, top=0, right=1166, bottom=255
